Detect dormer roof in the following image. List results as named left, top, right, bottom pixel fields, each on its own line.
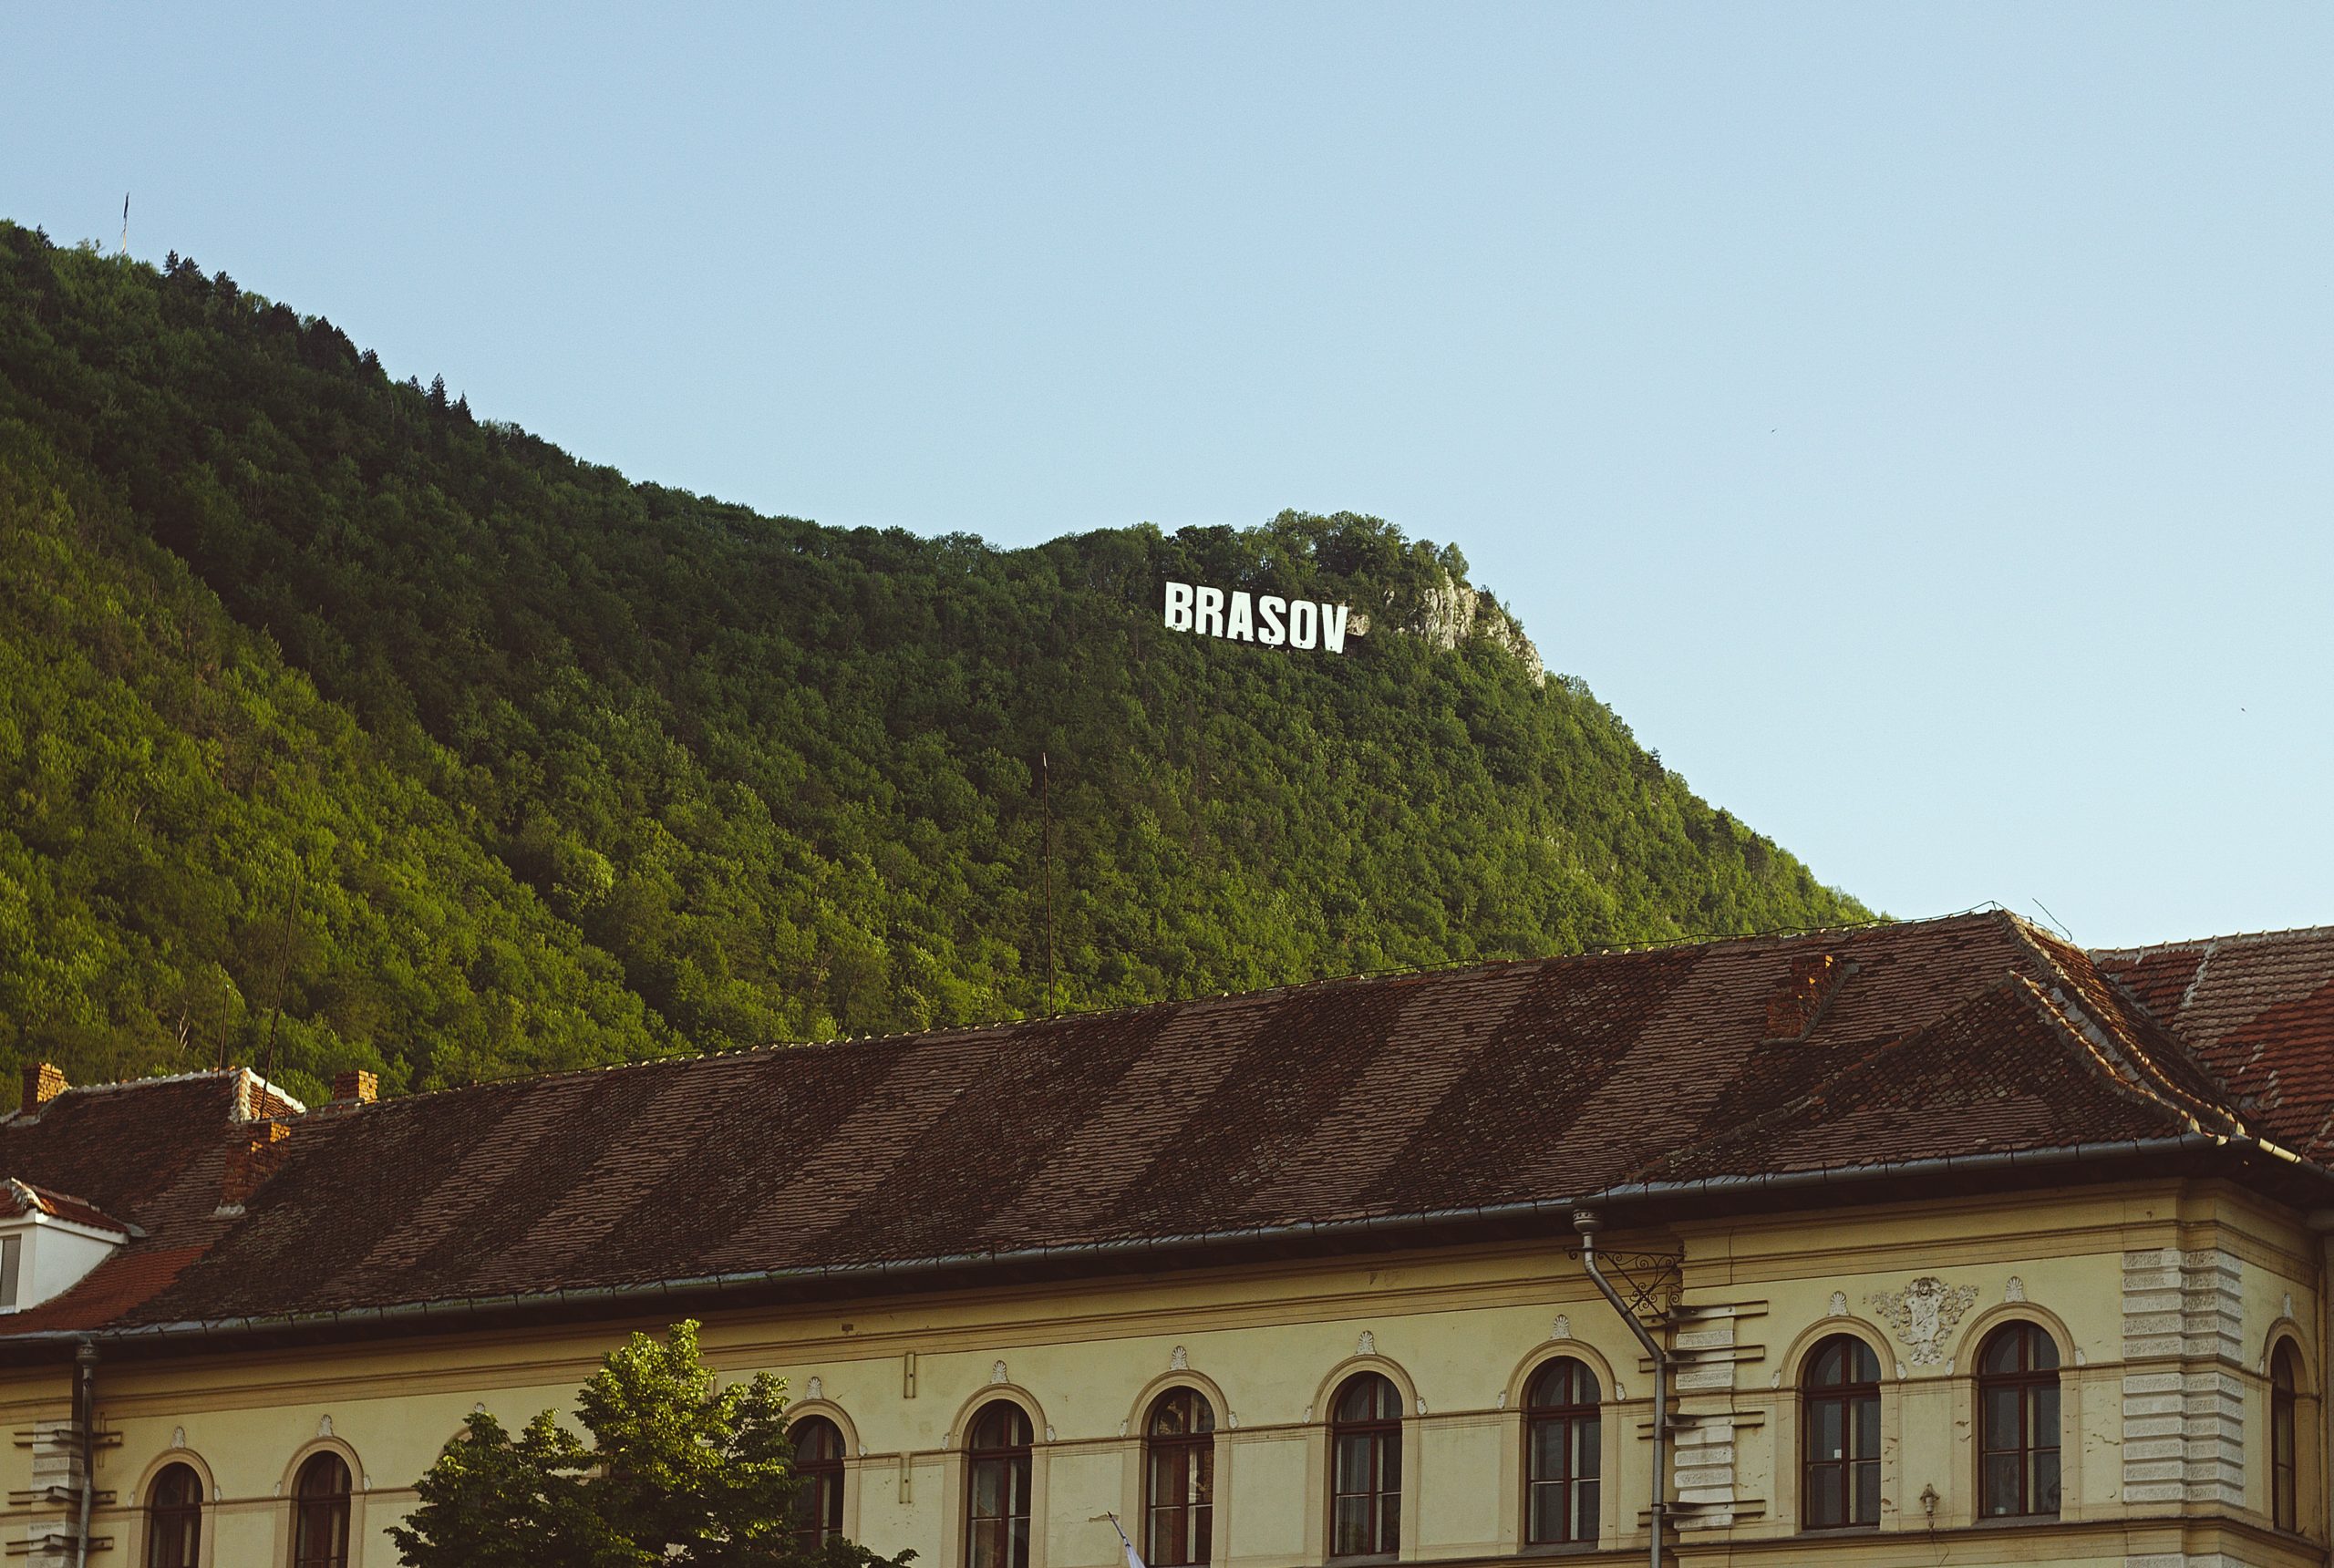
left=0, top=1180, right=130, bottom=1236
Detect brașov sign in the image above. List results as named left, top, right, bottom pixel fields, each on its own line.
left=1162, top=581, right=1354, bottom=654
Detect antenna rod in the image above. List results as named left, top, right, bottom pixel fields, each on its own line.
left=119, top=193, right=129, bottom=256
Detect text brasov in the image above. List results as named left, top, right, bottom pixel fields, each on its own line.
left=1162, top=581, right=1353, bottom=654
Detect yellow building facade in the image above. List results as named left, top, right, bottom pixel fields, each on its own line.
left=5, top=915, right=2330, bottom=1568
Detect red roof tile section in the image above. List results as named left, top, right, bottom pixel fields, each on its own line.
left=2095, top=927, right=2334, bottom=1162
left=0, top=1179, right=129, bottom=1235
left=0, top=912, right=2319, bottom=1337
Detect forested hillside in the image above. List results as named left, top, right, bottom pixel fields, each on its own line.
left=0, top=222, right=1869, bottom=1106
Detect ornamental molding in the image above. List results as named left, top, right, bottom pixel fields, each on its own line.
left=1867, top=1275, right=1978, bottom=1366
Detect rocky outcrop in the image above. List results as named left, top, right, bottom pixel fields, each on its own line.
left=1407, top=572, right=1545, bottom=686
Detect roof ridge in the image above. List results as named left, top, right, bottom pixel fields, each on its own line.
left=2005, top=923, right=2241, bottom=1133
left=2007, top=971, right=2234, bottom=1140
left=2092, top=923, right=2334, bottom=959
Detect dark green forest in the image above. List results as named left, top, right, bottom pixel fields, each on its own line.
left=0, top=222, right=1870, bottom=1107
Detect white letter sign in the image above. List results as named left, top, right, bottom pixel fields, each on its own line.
left=1161, top=581, right=1353, bottom=655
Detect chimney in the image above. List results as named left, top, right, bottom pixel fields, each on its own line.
left=17, top=1062, right=67, bottom=1114
left=1763, top=953, right=1856, bottom=1042
left=221, top=1121, right=292, bottom=1209
left=330, top=1070, right=377, bottom=1106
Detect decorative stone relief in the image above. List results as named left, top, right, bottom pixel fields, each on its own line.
left=1414, top=1398, right=1426, bottom=1416
left=1044, top=1425, right=1055, bottom=1442
left=1868, top=1277, right=1978, bottom=1365
left=806, top=1376, right=823, bottom=1401
left=1613, top=1380, right=1627, bottom=1399
left=1894, top=1361, right=1907, bottom=1381
left=2283, top=1291, right=2295, bottom=1322
left=1495, top=1393, right=1506, bottom=1409
left=1227, top=1412, right=1238, bottom=1429
left=990, top=1360, right=1007, bottom=1385
left=171, top=1426, right=185, bottom=1449
left=1119, top=1419, right=1129, bottom=1437
left=1170, top=1345, right=1188, bottom=1371
left=472, top=1402, right=487, bottom=1414
left=1356, top=1331, right=1376, bottom=1357
left=2005, top=1275, right=2026, bottom=1303
left=1826, top=1291, right=1847, bottom=1317
left=318, top=1415, right=334, bottom=1439
left=1551, top=1314, right=1572, bottom=1340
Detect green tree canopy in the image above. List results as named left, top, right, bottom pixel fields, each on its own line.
left=392, top=1319, right=912, bottom=1568
left=0, top=220, right=1872, bottom=1103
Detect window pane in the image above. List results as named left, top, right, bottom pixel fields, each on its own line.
left=1007, top=1454, right=1031, bottom=1516
left=1982, top=1386, right=2020, bottom=1450
left=1810, top=1399, right=1843, bottom=1460
left=1980, top=1451, right=2019, bottom=1515
left=1850, top=1393, right=1879, bottom=1460
left=2033, top=1384, right=2059, bottom=1446
left=1335, top=1432, right=1373, bottom=1494
left=1528, top=1419, right=1565, bottom=1480
left=1379, top=1491, right=1400, bottom=1553
left=1332, top=1496, right=1369, bottom=1557
left=1575, top=1478, right=1599, bottom=1544
left=2032, top=1449, right=2061, bottom=1515
left=1853, top=1459, right=1879, bottom=1525
left=1527, top=1481, right=1563, bottom=1544
left=1575, top=1415, right=1601, bottom=1479
left=972, top=1458, right=1005, bottom=1518
left=1808, top=1467, right=1843, bottom=1528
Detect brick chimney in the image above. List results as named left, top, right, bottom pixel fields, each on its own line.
left=330, top=1070, right=377, bottom=1106
left=221, top=1121, right=292, bottom=1209
left=18, top=1062, right=67, bottom=1114
left=1764, top=953, right=1856, bottom=1042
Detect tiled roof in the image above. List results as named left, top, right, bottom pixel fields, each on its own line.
left=2095, top=926, right=2334, bottom=1162
left=0, top=912, right=2320, bottom=1342
left=0, top=1179, right=129, bottom=1235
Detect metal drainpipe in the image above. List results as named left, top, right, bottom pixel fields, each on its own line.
left=1575, top=1209, right=1666, bottom=1568
left=73, top=1338, right=96, bottom=1568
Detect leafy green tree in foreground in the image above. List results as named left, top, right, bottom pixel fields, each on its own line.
left=393, top=1320, right=913, bottom=1568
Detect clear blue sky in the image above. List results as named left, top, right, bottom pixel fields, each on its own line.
left=6, top=4, right=2329, bottom=948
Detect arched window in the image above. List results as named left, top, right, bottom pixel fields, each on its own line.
left=144, top=1462, right=202, bottom=1568
left=2273, top=1342, right=2300, bottom=1532
left=1977, top=1322, right=2060, bottom=1518
left=966, top=1401, right=1033, bottom=1568
left=1802, top=1336, right=1880, bottom=1529
left=290, top=1452, right=352, bottom=1568
left=1524, top=1357, right=1600, bottom=1545
left=1328, top=1372, right=1402, bottom=1558
left=790, top=1415, right=846, bottom=1549
left=1144, top=1387, right=1215, bottom=1567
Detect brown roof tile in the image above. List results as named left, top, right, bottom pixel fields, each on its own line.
left=2095, top=927, right=2334, bottom=1161
left=1, top=912, right=2323, bottom=1339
